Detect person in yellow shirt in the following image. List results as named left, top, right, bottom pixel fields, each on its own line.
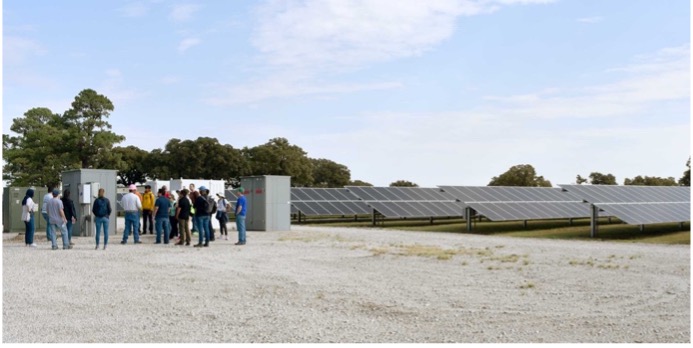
left=141, top=185, right=156, bottom=235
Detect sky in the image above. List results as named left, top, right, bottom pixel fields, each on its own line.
left=3, top=0, right=690, bottom=187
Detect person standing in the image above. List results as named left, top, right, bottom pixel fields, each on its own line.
left=134, top=187, right=143, bottom=234
left=168, top=192, right=178, bottom=240
left=92, top=188, right=112, bottom=250
left=216, top=193, right=230, bottom=240
left=46, top=189, right=70, bottom=250
left=120, top=184, right=142, bottom=244
left=234, top=187, right=247, bottom=246
left=153, top=188, right=171, bottom=244
left=61, top=189, right=77, bottom=247
left=175, top=189, right=192, bottom=246
left=193, top=186, right=211, bottom=247
left=22, top=188, right=37, bottom=247
left=189, top=183, right=198, bottom=234
left=142, top=185, right=155, bottom=235
left=41, top=187, right=53, bottom=242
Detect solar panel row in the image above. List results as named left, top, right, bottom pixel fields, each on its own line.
left=345, top=186, right=465, bottom=218
left=465, top=202, right=593, bottom=221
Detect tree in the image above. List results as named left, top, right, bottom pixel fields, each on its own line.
left=62, top=89, right=125, bottom=168
left=575, top=175, right=588, bottom=184
left=390, top=180, right=418, bottom=187
left=149, top=137, right=249, bottom=184
left=244, top=137, right=313, bottom=186
left=679, top=157, right=690, bottom=186
left=588, top=172, right=617, bottom=185
left=624, top=176, right=678, bottom=186
left=348, top=180, right=373, bottom=186
left=310, top=158, right=351, bottom=188
left=112, top=146, right=150, bottom=185
left=3, top=107, right=78, bottom=188
left=488, top=164, right=552, bottom=187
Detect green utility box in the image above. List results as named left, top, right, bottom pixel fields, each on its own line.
left=3, top=187, right=48, bottom=233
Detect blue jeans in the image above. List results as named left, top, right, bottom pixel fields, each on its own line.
left=236, top=215, right=246, bottom=244
left=42, top=212, right=52, bottom=241
left=95, top=216, right=109, bottom=246
left=123, top=212, right=141, bottom=243
left=24, top=214, right=35, bottom=245
left=196, top=215, right=210, bottom=244
left=155, top=217, right=171, bottom=244
left=50, top=223, right=69, bottom=249
left=66, top=220, right=73, bottom=243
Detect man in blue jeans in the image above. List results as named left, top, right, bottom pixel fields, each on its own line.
left=153, top=188, right=171, bottom=244
left=41, top=187, right=53, bottom=242
left=193, top=186, right=211, bottom=247
left=120, top=184, right=142, bottom=244
left=234, top=187, right=247, bottom=245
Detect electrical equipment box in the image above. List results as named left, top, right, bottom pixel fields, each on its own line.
left=240, top=175, right=291, bottom=232
left=79, top=183, right=92, bottom=204
left=90, top=182, right=101, bottom=201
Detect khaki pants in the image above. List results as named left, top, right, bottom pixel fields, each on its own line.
left=178, top=218, right=191, bottom=243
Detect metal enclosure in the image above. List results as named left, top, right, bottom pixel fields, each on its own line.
left=3, top=186, right=48, bottom=232
left=240, top=175, right=291, bottom=231
left=61, top=169, right=118, bottom=237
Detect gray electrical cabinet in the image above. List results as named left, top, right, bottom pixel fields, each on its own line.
left=61, top=169, right=118, bottom=237
left=240, top=175, right=291, bottom=231
left=3, top=186, right=48, bottom=233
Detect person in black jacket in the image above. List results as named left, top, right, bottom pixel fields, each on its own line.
left=61, top=189, right=77, bottom=247
left=92, top=188, right=112, bottom=250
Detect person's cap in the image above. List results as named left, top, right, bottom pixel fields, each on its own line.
left=128, top=184, right=136, bottom=191
left=216, top=193, right=223, bottom=197
left=237, top=187, right=244, bottom=193
left=52, top=189, right=60, bottom=196
left=199, top=186, right=208, bottom=191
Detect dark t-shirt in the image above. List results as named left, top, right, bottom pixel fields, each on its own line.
left=177, top=197, right=191, bottom=219
left=194, top=195, right=210, bottom=217
left=154, top=196, right=170, bottom=219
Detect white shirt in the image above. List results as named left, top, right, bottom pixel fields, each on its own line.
left=217, top=198, right=227, bottom=212
left=22, top=197, right=36, bottom=222
left=120, top=192, right=142, bottom=211
left=41, top=193, right=52, bottom=213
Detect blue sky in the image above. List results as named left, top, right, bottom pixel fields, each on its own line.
left=3, top=0, right=690, bottom=187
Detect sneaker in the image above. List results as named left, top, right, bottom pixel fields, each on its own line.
left=194, top=243, right=203, bottom=248
left=52, top=246, right=59, bottom=250
left=30, top=243, right=37, bottom=247
left=70, top=242, right=75, bottom=246
left=95, top=245, right=99, bottom=250
left=134, top=241, right=142, bottom=244
left=225, top=236, right=229, bottom=241
left=185, top=242, right=190, bottom=246
left=103, top=245, right=107, bottom=250
left=68, top=245, right=73, bottom=249
left=203, top=242, right=209, bottom=247
left=121, top=241, right=127, bottom=244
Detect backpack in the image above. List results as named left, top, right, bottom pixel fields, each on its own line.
left=95, top=198, right=108, bottom=217
left=205, top=195, right=217, bottom=214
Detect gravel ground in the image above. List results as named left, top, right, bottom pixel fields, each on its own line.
left=2, top=222, right=690, bottom=343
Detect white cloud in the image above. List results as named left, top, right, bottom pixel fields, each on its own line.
left=577, top=16, right=604, bottom=23
left=4, top=36, right=46, bottom=65
left=119, top=2, right=149, bottom=17
left=170, top=4, right=201, bottom=22
left=178, top=38, right=201, bottom=52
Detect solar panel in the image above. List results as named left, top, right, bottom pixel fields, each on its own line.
left=465, top=202, right=594, bottom=221
left=439, top=186, right=582, bottom=202
left=290, top=188, right=371, bottom=216
left=345, top=186, right=464, bottom=218
left=558, top=185, right=690, bottom=203
left=560, top=185, right=691, bottom=225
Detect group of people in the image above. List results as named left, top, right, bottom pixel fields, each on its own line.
left=20, top=183, right=247, bottom=250
left=21, top=186, right=111, bottom=250
left=120, top=183, right=247, bottom=248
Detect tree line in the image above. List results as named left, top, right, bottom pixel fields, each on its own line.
left=3, top=89, right=690, bottom=189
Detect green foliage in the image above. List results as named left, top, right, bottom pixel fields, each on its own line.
left=624, top=175, right=678, bottom=186
left=575, top=175, right=588, bottom=184
left=310, top=158, right=351, bottom=187
left=587, top=172, right=617, bottom=185
left=244, top=137, right=313, bottom=186
left=389, top=180, right=418, bottom=187
left=348, top=180, right=373, bottom=186
left=62, top=89, right=125, bottom=168
left=488, top=164, right=552, bottom=187
left=112, top=146, right=150, bottom=185
left=148, top=137, right=249, bottom=184
left=3, top=107, right=79, bottom=188
left=679, top=157, right=690, bottom=186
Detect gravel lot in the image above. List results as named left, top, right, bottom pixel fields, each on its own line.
left=3, top=223, right=690, bottom=343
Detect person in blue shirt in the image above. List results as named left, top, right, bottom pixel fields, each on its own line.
left=152, top=188, right=172, bottom=244
left=234, top=187, right=247, bottom=245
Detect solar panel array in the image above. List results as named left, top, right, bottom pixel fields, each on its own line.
left=345, top=186, right=466, bottom=218
left=291, top=188, right=372, bottom=216
left=439, top=186, right=593, bottom=221
left=560, top=185, right=691, bottom=225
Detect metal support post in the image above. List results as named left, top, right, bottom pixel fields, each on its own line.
left=590, top=204, right=598, bottom=238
